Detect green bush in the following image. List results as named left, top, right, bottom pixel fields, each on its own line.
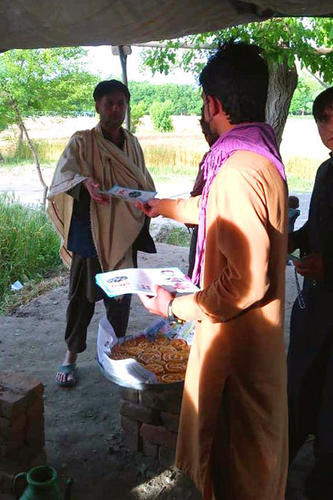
left=150, top=101, right=174, bottom=132
left=130, top=101, right=145, bottom=133
left=0, top=195, right=62, bottom=310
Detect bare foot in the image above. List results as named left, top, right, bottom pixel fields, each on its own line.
left=56, top=350, right=78, bottom=385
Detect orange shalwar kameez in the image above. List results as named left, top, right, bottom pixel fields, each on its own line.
left=159, top=150, right=288, bottom=499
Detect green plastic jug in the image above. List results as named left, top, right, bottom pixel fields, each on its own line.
left=13, top=465, right=64, bottom=500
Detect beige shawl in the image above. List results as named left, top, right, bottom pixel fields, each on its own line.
left=47, top=123, right=155, bottom=270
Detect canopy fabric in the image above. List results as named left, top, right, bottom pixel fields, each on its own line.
left=1, top=0, right=332, bottom=51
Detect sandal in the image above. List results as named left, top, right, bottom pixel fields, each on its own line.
left=55, top=363, right=78, bottom=387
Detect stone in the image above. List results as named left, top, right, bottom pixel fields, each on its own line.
left=142, top=439, right=159, bottom=459
left=140, top=424, right=177, bottom=449
left=139, top=387, right=183, bottom=415
left=120, top=388, right=139, bottom=404
left=120, top=401, right=161, bottom=425
left=160, top=411, right=180, bottom=433
left=121, top=417, right=141, bottom=452
left=159, top=446, right=176, bottom=467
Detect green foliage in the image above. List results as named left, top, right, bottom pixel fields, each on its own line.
left=0, top=47, right=98, bottom=130
left=129, top=81, right=201, bottom=115
left=155, top=226, right=191, bottom=247
left=130, top=101, right=145, bottom=133
left=289, top=74, right=324, bottom=115
left=0, top=195, right=62, bottom=309
left=141, top=18, right=333, bottom=85
left=150, top=101, right=174, bottom=132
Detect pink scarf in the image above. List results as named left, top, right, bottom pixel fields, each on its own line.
left=191, top=122, right=286, bottom=285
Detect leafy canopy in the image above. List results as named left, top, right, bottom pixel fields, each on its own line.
left=0, top=47, right=99, bottom=130
left=142, top=17, right=333, bottom=83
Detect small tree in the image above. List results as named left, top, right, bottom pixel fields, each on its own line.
left=0, top=47, right=98, bottom=206
left=150, top=101, right=174, bottom=132
left=130, top=101, right=145, bottom=133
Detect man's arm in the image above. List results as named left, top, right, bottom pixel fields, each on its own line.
left=140, top=196, right=201, bottom=225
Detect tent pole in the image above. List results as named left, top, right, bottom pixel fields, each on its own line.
left=118, top=45, right=130, bottom=130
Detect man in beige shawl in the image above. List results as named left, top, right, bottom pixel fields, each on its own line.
left=138, top=43, right=288, bottom=499
left=48, top=80, right=156, bottom=387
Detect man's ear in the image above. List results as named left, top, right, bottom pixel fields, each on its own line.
left=207, top=95, right=223, bottom=117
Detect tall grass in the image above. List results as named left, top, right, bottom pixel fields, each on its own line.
left=2, top=138, right=68, bottom=165
left=1, top=137, right=321, bottom=191
left=0, top=195, right=62, bottom=311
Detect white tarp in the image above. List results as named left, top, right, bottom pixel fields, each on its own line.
left=0, top=0, right=332, bottom=51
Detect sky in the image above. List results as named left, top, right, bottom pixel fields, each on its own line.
left=84, top=45, right=198, bottom=86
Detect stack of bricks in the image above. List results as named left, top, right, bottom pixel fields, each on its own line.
left=0, top=371, right=46, bottom=489
left=120, top=384, right=183, bottom=466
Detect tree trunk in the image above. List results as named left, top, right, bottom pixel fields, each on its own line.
left=9, top=98, right=48, bottom=207
left=266, top=58, right=298, bottom=146
left=18, top=122, right=24, bottom=147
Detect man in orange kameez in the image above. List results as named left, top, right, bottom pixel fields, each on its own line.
left=138, top=42, right=288, bottom=499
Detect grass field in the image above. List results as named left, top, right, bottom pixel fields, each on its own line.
left=0, top=115, right=328, bottom=192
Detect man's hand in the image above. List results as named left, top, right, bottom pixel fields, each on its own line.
left=136, top=198, right=161, bottom=218
left=294, top=253, right=324, bottom=281
left=138, top=285, right=175, bottom=317
left=83, top=178, right=109, bottom=206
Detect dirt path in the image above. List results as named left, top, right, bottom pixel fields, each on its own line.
left=0, top=244, right=311, bottom=499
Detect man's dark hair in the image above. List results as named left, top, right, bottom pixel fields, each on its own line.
left=199, top=41, right=268, bottom=124
left=312, top=87, right=333, bottom=122
left=288, top=195, right=299, bottom=209
left=93, top=79, right=130, bottom=102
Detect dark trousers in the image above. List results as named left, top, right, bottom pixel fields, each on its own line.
left=64, top=253, right=132, bottom=354
left=288, top=279, right=333, bottom=463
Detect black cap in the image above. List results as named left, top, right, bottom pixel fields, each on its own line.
left=93, top=79, right=130, bottom=102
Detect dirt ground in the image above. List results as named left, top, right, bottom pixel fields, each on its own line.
left=0, top=241, right=314, bottom=499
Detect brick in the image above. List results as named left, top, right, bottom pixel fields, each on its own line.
left=121, top=416, right=141, bottom=452
left=120, top=401, right=161, bottom=425
left=120, top=388, right=139, bottom=403
left=0, top=372, right=43, bottom=400
left=0, top=448, right=46, bottom=475
left=26, top=428, right=45, bottom=449
left=26, top=398, right=44, bottom=418
left=140, top=424, right=177, bottom=449
left=0, top=414, right=27, bottom=437
left=0, top=417, right=10, bottom=433
left=140, top=388, right=183, bottom=415
left=160, top=411, right=180, bottom=433
left=142, top=438, right=159, bottom=459
left=0, top=471, right=14, bottom=494
left=159, top=445, right=175, bottom=467
left=123, top=428, right=142, bottom=452
left=121, top=415, right=141, bottom=434
left=0, top=390, right=27, bottom=419
left=1, top=427, right=25, bottom=448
